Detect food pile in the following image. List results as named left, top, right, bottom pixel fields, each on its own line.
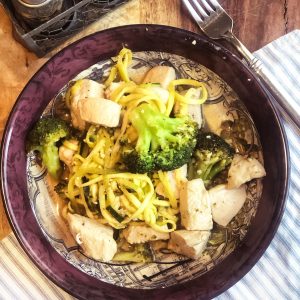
left=27, top=48, right=266, bottom=262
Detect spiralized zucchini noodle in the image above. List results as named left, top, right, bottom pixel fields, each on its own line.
left=64, top=48, right=208, bottom=235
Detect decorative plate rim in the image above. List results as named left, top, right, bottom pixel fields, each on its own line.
left=0, top=24, right=290, bottom=300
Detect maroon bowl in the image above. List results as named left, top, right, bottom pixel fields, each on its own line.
left=0, top=25, right=289, bottom=299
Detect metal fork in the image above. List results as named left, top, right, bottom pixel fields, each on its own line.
left=183, top=0, right=300, bottom=129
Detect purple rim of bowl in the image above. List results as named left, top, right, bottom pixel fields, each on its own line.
left=0, top=24, right=289, bottom=299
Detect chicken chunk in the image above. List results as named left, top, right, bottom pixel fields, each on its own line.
left=156, top=164, right=187, bottom=199
left=128, top=65, right=150, bottom=84
left=123, top=223, right=169, bottom=244
left=174, top=88, right=203, bottom=127
left=143, top=66, right=176, bottom=89
left=148, top=85, right=170, bottom=104
left=104, top=81, right=124, bottom=100
left=168, top=230, right=211, bottom=259
left=67, top=213, right=117, bottom=262
left=79, top=97, right=122, bottom=127
left=227, top=154, right=266, bottom=189
left=58, top=140, right=79, bottom=169
left=67, top=79, right=105, bottom=130
left=202, top=101, right=234, bottom=135
left=180, top=178, right=213, bottom=230
left=209, top=184, right=247, bottom=226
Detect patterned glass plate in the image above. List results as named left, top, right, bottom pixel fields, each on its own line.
left=1, top=25, right=288, bottom=299
left=27, top=51, right=264, bottom=289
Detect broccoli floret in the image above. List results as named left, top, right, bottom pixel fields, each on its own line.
left=123, top=103, right=198, bottom=173
left=27, top=117, right=70, bottom=179
left=189, top=132, right=234, bottom=185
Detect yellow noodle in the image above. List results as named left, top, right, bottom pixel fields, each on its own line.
left=80, top=175, right=104, bottom=187
left=158, top=207, right=178, bottom=222
left=143, top=202, right=157, bottom=225
left=98, top=184, right=125, bottom=229
left=116, top=179, right=144, bottom=199
left=152, top=199, right=171, bottom=207
left=157, top=171, right=177, bottom=209
left=119, top=186, right=141, bottom=209
left=73, top=154, right=85, bottom=163
left=121, top=190, right=153, bottom=224
left=79, top=188, right=96, bottom=219
left=120, top=195, right=136, bottom=214
left=105, top=180, right=116, bottom=207
left=165, top=90, right=175, bottom=116
left=63, top=140, right=79, bottom=151
left=116, top=48, right=132, bottom=82
left=111, top=83, right=136, bottom=102
left=84, top=125, right=98, bottom=148
left=104, top=66, right=117, bottom=86
left=170, top=79, right=208, bottom=105
left=67, top=175, right=76, bottom=200
left=143, top=205, right=153, bottom=225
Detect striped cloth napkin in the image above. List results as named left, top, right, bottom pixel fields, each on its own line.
left=1, top=30, right=299, bottom=300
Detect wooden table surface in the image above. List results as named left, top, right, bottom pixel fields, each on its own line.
left=0, top=0, right=299, bottom=240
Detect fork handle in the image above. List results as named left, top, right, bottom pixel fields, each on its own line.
left=224, top=32, right=300, bottom=130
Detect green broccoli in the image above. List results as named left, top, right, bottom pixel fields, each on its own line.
left=123, top=103, right=198, bottom=173
left=27, top=117, right=70, bottom=179
left=189, top=132, right=234, bottom=185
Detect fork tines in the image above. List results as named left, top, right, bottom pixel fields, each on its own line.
left=183, top=0, right=222, bottom=22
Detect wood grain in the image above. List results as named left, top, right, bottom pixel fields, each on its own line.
left=0, top=0, right=299, bottom=239
left=286, top=0, right=300, bottom=33
left=220, top=0, right=287, bottom=51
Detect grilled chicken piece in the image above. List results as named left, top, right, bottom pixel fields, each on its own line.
left=180, top=178, right=213, bottom=231
left=142, top=66, right=176, bottom=89
left=67, top=79, right=105, bottom=130
left=168, top=230, right=211, bottom=259
left=202, top=101, right=234, bottom=135
left=128, top=65, right=150, bottom=84
left=148, top=85, right=170, bottom=104
left=209, top=184, right=247, bottom=227
left=227, top=154, right=266, bottom=189
left=123, top=223, right=169, bottom=244
left=67, top=214, right=117, bottom=262
left=104, top=81, right=124, bottom=100
left=58, top=139, right=79, bottom=169
left=156, top=164, right=187, bottom=199
left=174, top=88, right=204, bottom=128
left=79, top=97, right=121, bottom=127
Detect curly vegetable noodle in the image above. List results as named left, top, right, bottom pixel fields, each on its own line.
left=105, top=48, right=208, bottom=115
left=105, top=48, right=132, bottom=85
left=167, top=79, right=208, bottom=116
left=56, top=48, right=210, bottom=261
left=66, top=126, right=177, bottom=232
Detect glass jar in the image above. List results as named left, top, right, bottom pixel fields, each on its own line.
left=11, top=0, right=64, bottom=28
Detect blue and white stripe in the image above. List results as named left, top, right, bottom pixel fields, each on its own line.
left=0, top=30, right=299, bottom=300
left=0, top=234, right=73, bottom=300
left=217, top=30, right=300, bottom=300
